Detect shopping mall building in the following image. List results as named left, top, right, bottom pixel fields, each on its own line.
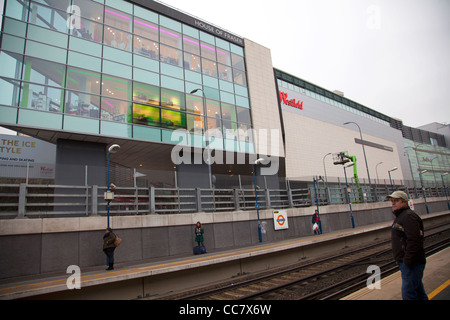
left=1, top=0, right=448, bottom=191
left=1, top=0, right=450, bottom=279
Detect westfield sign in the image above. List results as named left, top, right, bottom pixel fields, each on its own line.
left=279, top=91, right=303, bottom=110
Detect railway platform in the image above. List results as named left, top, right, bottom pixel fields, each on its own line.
left=342, top=246, right=450, bottom=300
left=0, top=210, right=449, bottom=300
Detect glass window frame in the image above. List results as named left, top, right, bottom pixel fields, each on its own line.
left=104, top=6, right=132, bottom=32
left=161, top=88, right=185, bottom=111
left=65, top=89, right=101, bottom=118
left=132, top=103, right=161, bottom=127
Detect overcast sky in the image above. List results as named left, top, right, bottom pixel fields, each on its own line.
left=160, top=0, right=450, bottom=128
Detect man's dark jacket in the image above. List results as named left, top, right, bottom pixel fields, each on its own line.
left=391, top=206, right=426, bottom=267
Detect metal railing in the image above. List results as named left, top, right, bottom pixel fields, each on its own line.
left=0, top=182, right=448, bottom=219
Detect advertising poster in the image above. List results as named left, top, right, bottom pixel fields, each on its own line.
left=0, top=134, right=56, bottom=179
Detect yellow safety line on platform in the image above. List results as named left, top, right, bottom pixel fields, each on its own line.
left=428, top=279, right=450, bottom=300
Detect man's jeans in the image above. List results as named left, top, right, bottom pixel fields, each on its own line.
left=398, top=262, right=428, bottom=300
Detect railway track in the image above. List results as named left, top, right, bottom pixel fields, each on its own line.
left=168, top=224, right=450, bottom=301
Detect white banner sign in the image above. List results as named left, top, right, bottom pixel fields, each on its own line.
left=0, top=134, right=56, bottom=179
left=273, top=210, right=289, bottom=230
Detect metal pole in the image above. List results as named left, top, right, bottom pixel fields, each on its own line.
left=389, top=170, right=394, bottom=193
left=252, top=163, right=263, bottom=243
left=344, top=165, right=356, bottom=229
left=441, top=174, right=450, bottom=210
left=107, top=151, right=111, bottom=229
left=419, top=170, right=430, bottom=214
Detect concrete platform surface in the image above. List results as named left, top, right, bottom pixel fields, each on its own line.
left=342, top=246, right=450, bottom=300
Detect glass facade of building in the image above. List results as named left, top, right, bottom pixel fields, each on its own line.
left=0, top=0, right=253, bottom=153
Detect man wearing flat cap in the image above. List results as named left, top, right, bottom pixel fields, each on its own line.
left=387, top=191, right=428, bottom=300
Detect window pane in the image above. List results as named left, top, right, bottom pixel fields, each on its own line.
left=133, top=82, right=160, bottom=106
left=161, top=109, right=186, bottom=129
left=222, top=120, right=237, bottom=134
left=160, top=27, right=181, bottom=49
left=65, top=90, right=100, bottom=118
left=160, top=44, right=182, bottom=67
left=205, top=99, right=220, bottom=117
left=221, top=103, right=236, bottom=122
left=233, top=69, right=247, bottom=86
left=22, top=56, right=65, bottom=89
left=71, top=17, right=103, bottom=43
left=104, top=7, right=131, bottom=32
left=66, top=67, right=101, bottom=95
left=216, top=49, right=231, bottom=66
left=237, top=123, right=253, bottom=142
left=73, top=0, right=104, bottom=22
left=0, top=51, right=23, bottom=79
left=202, top=58, right=217, bottom=77
left=161, top=88, right=185, bottom=110
left=25, top=40, right=67, bottom=64
left=183, top=36, right=200, bottom=55
left=231, top=53, right=245, bottom=71
left=236, top=106, right=251, bottom=124
left=103, top=25, right=131, bottom=51
left=101, top=97, right=131, bottom=123
left=20, top=82, right=63, bottom=112
left=134, top=17, right=158, bottom=42
left=0, top=78, right=21, bottom=106
left=27, top=24, right=68, bottom=48
left=218, top=64, right=232, bottom=82
left=133, top=35, right=159, bottom=58
left=187, top=114, right=204, bottom=134
left=133, top=103, right=160, bottom=127
left=5, top=0, right=29, bottom=21
left=186, top=94, right=204, bottom=115
left=102, top=74, right=132, bottom=101
left=200, top=41, right=216, bottom=61
left=28, top=2, right=67, bottom=33
left=183, top=53, right=201, bottom=72
left=206, top=117, right=221, bottom=131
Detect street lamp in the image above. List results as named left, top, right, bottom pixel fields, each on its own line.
left=252, top=158, right=265, bottom=243
left=375, top=162, right=383, bottom=185
left=344, top=163, right=356, bottom=229
left=323, top=153, right=332, bottom=204
left=441, top=173, right=450, bottom=210
left=388, top=167, right=398, bottom=192
left=344, top=122, right=372, bottom=188
left=419, top=169, right=430, bottom=214
left=106, top=144, right=120, bottom=228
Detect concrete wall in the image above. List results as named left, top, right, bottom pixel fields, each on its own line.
left=0, top=198, right=448, bottom=279
left=244, top=39, right=285, bottom=158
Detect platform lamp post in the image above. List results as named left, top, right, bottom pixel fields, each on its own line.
left=419, top=169, right=430, bottom=214
left=441, top=173, right=450, bottom=210
left=252, top=158, right=265, bottom=243
left=344, top=163, right=356, bottom=229
left=105, top=144, right=120, bottom=229
left=388, top=167, right=398, bottom=193
left=344, top=122, right=372, bottom=202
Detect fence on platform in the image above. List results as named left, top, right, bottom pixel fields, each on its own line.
left=0, top=179, right=448, bottom=218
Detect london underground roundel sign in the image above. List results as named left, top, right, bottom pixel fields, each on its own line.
left=273, top=210, right=289, bottom=230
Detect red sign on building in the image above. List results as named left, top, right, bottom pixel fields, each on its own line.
left=279, top=91, right=303, bottom=110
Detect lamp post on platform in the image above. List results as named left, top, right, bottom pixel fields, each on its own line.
left=388, top=167, right=398, bottom=193
left=106, top=144, right=120, bottom=228
left=252, top=158, right=265, bottom=243
left=344, top=163, right=356, bottom=229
